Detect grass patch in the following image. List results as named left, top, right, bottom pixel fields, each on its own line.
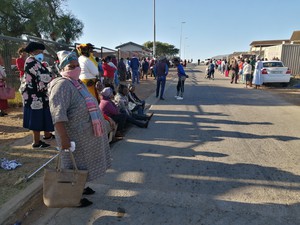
left=8, top=91, right=23, bottom=108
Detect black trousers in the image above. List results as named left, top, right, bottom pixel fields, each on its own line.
left=176, top=77, right=185, bottom=97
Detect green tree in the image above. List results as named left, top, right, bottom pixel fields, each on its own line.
left=143, top=41, right=179, bottom=57
left=0, top=0, right=83, bottom=44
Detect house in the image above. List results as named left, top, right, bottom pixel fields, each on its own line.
left=249, top=31, right=300, bottom=75
left=115, top=42, right=152, bottom=59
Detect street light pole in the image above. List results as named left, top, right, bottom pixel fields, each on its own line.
left=153, top=0, right=156, bottom=58
left=184, top=37, right=188, bottom=60
left=179, top=21, right=186, bottom=59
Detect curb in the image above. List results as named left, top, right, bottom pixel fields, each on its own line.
left=0, top=179, right=43, bottom=225
left=0, top=67, right=184, bottom=224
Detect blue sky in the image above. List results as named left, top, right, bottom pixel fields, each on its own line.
left=66, top=0, right=300, bottom=61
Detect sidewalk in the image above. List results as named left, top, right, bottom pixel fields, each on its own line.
left=0, top=67, right=179, bottom=225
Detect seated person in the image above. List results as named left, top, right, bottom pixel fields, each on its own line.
left=127, top=84, right=146, bottom=115
left=99, top=87, right=126, bottom=135
left=114, top=84, right=152, bottom=128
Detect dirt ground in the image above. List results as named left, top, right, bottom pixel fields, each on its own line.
left=0, top=73, right=159, bottom=208
left=0, top=67, right=299, bottom=208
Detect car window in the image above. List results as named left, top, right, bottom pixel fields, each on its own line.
left=263, top=62, right=283, bottom=67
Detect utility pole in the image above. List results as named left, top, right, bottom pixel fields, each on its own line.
left=153, top=0, right=156, bottom=58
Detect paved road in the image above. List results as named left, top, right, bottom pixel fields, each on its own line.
left=31, top=65, right=300, bottom=225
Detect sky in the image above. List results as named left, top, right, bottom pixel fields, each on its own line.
left=66, top=0, right=300, bottom=61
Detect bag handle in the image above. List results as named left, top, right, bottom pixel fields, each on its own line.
left=56, top=150, right=79, bottom=171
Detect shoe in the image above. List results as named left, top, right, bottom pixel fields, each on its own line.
left=147, top=112, right=154, bottom=120
left=177, top=97, right=183, bottom=100
left=155, top=95, right=158, bottom=98
left=110, top=136, right=123, bottom=143
left=32, top=140, right=50, bottom=148
left=0, top=112, right=4, bottom=117
left=160, top=97, right=165, bottom=100
left=174, top=95, right=179, bottom=98
left=83, top=187, right=95, bottom=195
left=115, top=131, right=124, bottom=138
left=143, top=120, right=149, bottom=128
left=42, top=134, right=55, bottom=140
left=78, top=198, right=93, bottom=207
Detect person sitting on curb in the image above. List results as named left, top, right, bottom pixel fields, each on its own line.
left=114, top=84, right=152, bottom=128
left=127, top=83, right=146, bottom=115
left=99, top=87, right=127, bottom=137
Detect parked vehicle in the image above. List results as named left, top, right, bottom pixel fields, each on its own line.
left=261, top=61, right=291, bottom=85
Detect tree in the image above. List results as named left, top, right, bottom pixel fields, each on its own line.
left=0, top=0, right=83, bottom=44
left=143, top=41, right=179, bottom=58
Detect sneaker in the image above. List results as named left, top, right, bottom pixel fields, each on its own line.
left=174, top=95, right=179, bottom=98
left=32, top=140, right=50, bottom=148
left=177, top=97, right=183, bottom=100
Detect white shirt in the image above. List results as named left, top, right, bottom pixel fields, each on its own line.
left=78, top=55, right=99, bottom=79
left=243, top=63, right=252, bottom=74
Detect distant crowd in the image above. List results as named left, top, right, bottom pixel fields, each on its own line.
left=205, top=56, right=281, bottom=89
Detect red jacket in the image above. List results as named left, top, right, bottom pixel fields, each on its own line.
left=102, top=62, right=116, bottom=78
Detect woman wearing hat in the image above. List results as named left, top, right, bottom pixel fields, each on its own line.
left=76, top=44, right=99, bottom=101
left=21, top=42, right=54, bottom=148
left=49, top=51, right=111, bottom=207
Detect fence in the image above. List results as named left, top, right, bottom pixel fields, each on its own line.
left=0, top=35, right=73, bottom=89
left=281, top=44, right=300, bottom=76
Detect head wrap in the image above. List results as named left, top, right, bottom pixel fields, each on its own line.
left=24, top=42, right=45, bottom=53
left=101, top=87, right=113, bottom=97
left=57, top=51, right=78, bottom=70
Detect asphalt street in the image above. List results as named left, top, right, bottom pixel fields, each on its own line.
left=31, top=65, right=300, bottom=225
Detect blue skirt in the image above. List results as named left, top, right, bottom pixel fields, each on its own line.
left=23, top=106, right=54, bottom=131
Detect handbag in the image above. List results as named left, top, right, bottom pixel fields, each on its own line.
left=43, top=150, right=88, bottom=208
left=0, top=87, right=15, bottom=100
left=128, top=101, right=137, bottom=111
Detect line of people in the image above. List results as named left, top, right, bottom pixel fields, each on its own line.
left=206, top=56, right=265, bottom=89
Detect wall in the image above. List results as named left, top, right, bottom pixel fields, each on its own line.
left=264, top=45, right=283, bottom=60
left=281, top=44, right=300, bottom=76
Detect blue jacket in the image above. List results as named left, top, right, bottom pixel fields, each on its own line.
left=177, top=64, right=186, bottom=77
left=130, top=57, right=140, bottom=70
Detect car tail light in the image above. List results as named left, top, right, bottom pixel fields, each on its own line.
left=286, top=68, right=291, bottom=74
left=261, top=68, right=268, bottom=74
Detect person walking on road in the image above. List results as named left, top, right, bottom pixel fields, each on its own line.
left=174, top=58, right=188, bottom=100
left=207, top=60, right=215, bottom=80
left=252, top=56, right=263, bottom=89
left=154, top=56, right=169, bottom=100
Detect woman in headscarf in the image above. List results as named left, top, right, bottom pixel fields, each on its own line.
left=49, top=51, right=111, bottom=207
left=77, top=43, right=99, bottom=101
left=21, top=42, right=55, bottom=148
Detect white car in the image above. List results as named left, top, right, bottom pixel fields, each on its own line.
left=261, top=61, right=291, bottom=85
